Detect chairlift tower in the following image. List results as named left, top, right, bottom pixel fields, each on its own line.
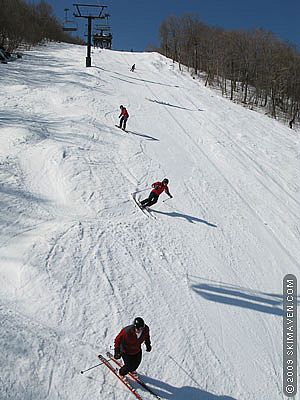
left=73, top=3, right=109, bottom=67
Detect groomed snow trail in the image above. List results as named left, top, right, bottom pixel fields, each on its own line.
left=0, top=43, right=299, bottom=400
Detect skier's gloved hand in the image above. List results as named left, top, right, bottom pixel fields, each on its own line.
left=169, top=195, right=173, bottom=198
left=145, top=344, right=152, bottom=352
left=114, top=348, right=121, bottom=359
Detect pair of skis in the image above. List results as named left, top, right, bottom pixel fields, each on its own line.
left=98, top=352, right=161, bottom=400
left=131, top=192, right=156, bottom=220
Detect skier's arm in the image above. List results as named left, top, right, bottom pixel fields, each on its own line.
left=144, top=327, right=152, bottom=352
left=114, top=329, right=125, bottom=357
left=164, top=186, right=173, bottom=198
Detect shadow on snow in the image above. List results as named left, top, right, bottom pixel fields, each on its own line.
left=151, top=209, right=217, bottom=227
left=128, top=130, right=159, bottom=141
left=146, top=98, right=199, bottom=112
left=138, top=374, right=236, bottom=400
left=93, top=65, right=180, bottom=88
left=189, top=277, right=286, bottom=316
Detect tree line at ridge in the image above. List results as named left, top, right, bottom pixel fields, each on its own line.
left=155, top=15, right=299, bottom=127
left=1, top=3, right=299, bottom=127
left=0, top=0, right=82, bottom=52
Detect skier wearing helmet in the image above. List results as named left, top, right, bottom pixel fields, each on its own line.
left=140, top=178, right=172, bottom=208
left=118, top=105, right=129, bottom=131
left=114, top=317, right=151, bottom=377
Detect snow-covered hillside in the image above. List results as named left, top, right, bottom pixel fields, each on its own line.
left=0, top=43, right=299, bottom=400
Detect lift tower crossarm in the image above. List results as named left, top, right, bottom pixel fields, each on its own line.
left=73, top=4, right=107, bottom=18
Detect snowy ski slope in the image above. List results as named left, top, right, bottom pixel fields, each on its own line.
left=0, top=43, right=299, bottom=400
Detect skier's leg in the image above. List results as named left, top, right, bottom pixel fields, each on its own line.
left=128, top=352, right=142, bottom=372
left=146, top=193, right=158, bottom=207
left=119, top=352, right=142, bottom=376
left=119, top=116, right=124, bottom=129
left=122, top=117, right=128, bottom=130
left=140, top=199, right=149, bottom=206
left=140, top=193, right=151, bottom=206
left=140, top=192, right=158, bottom=208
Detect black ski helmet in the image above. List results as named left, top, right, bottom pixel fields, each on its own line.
left=162, top=178, right=169, bottom=185
left=120, top=105, right=123, bottom=108
left=133, top=317, right=145, bottom=329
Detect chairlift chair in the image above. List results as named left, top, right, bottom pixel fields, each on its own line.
left=62, top=8, right=77, bottom=32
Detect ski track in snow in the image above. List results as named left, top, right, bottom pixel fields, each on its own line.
left=0, top=43, right=299, bottom=400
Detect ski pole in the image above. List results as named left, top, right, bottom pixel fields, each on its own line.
left=131, top=187, right=151, bottom=195
left=80, top=357, right=111, bottom=374
left=162, top=197, right=173, bottom=203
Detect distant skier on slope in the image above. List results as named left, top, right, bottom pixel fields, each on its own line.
left=140, top=178, right=172, bottom=208
left=114, top=317, right=151, bottom=377
left=130, top=64, right=135, bottom=72
left=118, top=105, right=129, bottom=131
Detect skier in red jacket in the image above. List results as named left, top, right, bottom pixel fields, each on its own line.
left=114, top=317, right=151, bottom=377
left=140, top=178, right=172, bottom=208
left=118, top=105, right=129, bottom=131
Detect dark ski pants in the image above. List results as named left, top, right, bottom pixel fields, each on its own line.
left=119, top=116, right=128, bottom=130
left=119, top=351, right=142, bottom=376
left=140, top=191, right=159, bottom=208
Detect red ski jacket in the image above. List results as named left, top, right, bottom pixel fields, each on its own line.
left=114, top=324, right=151, bottom=355
left=119, top=107, right=129, bottom=118
left=151, top=181, right=170, bottom=196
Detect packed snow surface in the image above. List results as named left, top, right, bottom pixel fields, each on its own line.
left=0, top=43, right=299, bottom=400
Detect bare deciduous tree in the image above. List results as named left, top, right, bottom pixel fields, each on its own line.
left=0, top=0, right=82, bottom=52
left=158, top=15, right=300, bottom=126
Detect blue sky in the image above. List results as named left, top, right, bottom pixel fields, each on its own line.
left=33, top=0, right=300, bottom=51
